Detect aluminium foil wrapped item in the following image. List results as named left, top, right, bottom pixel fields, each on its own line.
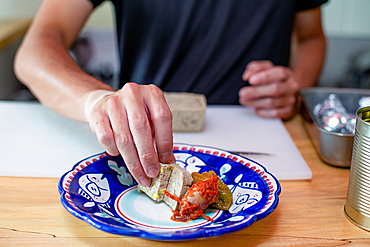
left=359, top=96, right=370, bottom=108
left=313, top=94, right=356, bottom=134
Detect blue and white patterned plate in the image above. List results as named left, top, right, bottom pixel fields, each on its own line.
left=58, top=143, right=281, bottom=241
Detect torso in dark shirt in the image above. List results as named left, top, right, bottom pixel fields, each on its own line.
left=88, top=0, right=327, bottom=104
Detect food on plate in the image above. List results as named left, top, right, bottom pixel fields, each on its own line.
left=138, top=164, right=232, bottom=222
left=191, top=170, right=233, bottom=211
left=137, top=163, right=192, bottom=209
left=164, top=92, right=207, bottom=132
left=137, top=163, right=173, bottom=202
left=164, top=163, right=193, bottom=210
left=164, top=175, right=219, bottom=222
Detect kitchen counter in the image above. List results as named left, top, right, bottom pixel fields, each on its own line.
left=0, top=102, right=369, bottom=246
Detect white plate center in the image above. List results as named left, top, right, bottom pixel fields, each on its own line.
left=114, top=186, right=221, bottom=231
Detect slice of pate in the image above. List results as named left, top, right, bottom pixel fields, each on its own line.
left=137, top=163, right=173, bottom=201
left=163, top=163, right=193, bottom=210
left=137, top=162, right=193, bottom=210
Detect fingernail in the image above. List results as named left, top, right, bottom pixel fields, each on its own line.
left=170, top=155, right=176, bottom=163
left=139, top=177, right=151, bottom=187
left=249, top=75, right=260, bottom=84
left=159, top=152, right=173, bottom=163
left=242, top=72, right=250, bottom=81
left=147, top=167, right=159, bottom=178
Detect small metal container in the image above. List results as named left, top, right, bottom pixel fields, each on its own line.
left=300, top=87, right=370, bottom=167
left=344, top=106, right=370, bottom=231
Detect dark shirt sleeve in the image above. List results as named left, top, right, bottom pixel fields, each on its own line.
left=295, top=0, right=328, bottom=12
left=87, top=0, right=106, bottom=8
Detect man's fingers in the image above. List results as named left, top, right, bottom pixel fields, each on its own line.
left=105, top=93, right=152, bottom=186
left=93, top=115, right=120, bottom=156
left=87, top=97, right=120, bottom=156
left=240, top=94, right=296, bottom=109
left=145, top=85, right=175, bottom=164
left=240, top=61, right=299, bottom=120
left=242, top=60, right=274, bottom=81
left=122, top=84, right=160, bottom=180
left=239, top=80, right=296, bottom=102
left=248, top=66, right=291, bottom=85
left=86, top=83, right=174, bottom=186
left=255, top=105, right=295, bottom=120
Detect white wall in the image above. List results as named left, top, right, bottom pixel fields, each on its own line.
left=322, top=0, right=370, bottom=38
left=0, top=0, right=370, bottom=37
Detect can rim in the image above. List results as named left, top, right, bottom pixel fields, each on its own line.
left=344, top=204, right=370, bottom=232
left=357, top=106, right=370, bottom=125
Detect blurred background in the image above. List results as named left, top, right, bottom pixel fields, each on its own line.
left=1, top=0, right=370, bottom=100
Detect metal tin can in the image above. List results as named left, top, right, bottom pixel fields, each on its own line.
left=344, top=106, right=370, bottom=231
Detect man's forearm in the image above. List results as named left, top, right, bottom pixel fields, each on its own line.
left=14, top=33, right=114, bottom=122
left=290, top=7, right=326, bottom=90
left=292, top=34, right=326, bottom=89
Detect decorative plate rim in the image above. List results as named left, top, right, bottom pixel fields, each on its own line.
left=58, top=143, right=281, bottom=241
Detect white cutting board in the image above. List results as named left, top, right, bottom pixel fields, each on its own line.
left=0, top=102, right=311, bottom=180
left=174, top=106, right=311, bottom=180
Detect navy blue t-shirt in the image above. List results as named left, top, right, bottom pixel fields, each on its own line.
left=88, top=0, right=327, bottom=104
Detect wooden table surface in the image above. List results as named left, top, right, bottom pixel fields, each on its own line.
left=0, top=19, right=31, bottom=51
left=1, top=114, right=369, bottom=246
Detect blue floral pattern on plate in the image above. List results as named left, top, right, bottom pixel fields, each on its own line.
left=58, top=143, right=281, bottom=241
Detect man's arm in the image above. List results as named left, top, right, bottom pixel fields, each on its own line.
left=291, top=6, right=326, bottom=88
left=239, top=7, right=326, bottom=119
left=14, top=0, right=175, bottom=186
left=14, top=0, right=113, bottom=121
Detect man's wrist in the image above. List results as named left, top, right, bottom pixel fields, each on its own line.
left=84, top=90, right=115, bottom=122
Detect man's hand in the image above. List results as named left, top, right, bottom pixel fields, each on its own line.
left=84, top=83, right=175, bottom=187
left=238, top=60, right=299, bottom=120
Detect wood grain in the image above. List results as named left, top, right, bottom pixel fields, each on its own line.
left=1, top=114, right=369, bottom=246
